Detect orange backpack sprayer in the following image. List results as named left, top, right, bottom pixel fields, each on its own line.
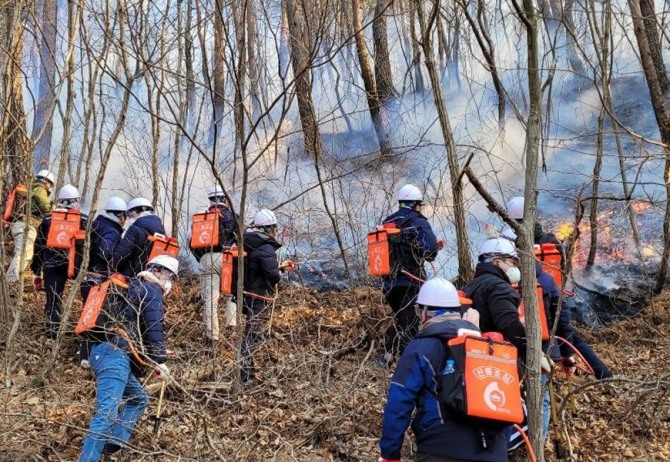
left=2, top=183, right=28, bottom=227
left=75, top=274, right=129, bottom=335
left=46, top=209, right=82, bottom=249
left=535, top=243, right=563, bottom=287
left=148, top=233, right=180, bottom=260
left=443, top=334, right=524, bottom=425
left=366, top=223, right=402, bottom=276
left=220, top=245, right=247, bottom=295
left=190, top=211, right=220, bottom=249
left=514, top=283, right=550, bottom=341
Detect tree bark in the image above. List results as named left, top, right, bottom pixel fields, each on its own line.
left=414, top=0, right=473, bottom=285
left=514, top=0, right=545, bottom=456
left=212, top=0, right=226, bottom=138
left=31, top=0, right=58, bottom=171
left=639, top=0, right=670, bottom=94
left=373, top=0, right=395, bottom=103
left=285, top=0, right=323, bottom=157
left=351, top=0, right=390, bottom=155
left=628, top=0, right=670, bottom=292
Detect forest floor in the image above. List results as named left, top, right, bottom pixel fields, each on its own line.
left=1, top=277, right=669, bottom=461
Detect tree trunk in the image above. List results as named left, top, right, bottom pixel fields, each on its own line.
left=414, top=0, right=473, bottom=285
left=246, top=0, right=262, bottom=121
left=31, top=0, right=58, bottom=170
left=351, top=0, right=390, bottom=155
left=516, top=0, right=545, bottom=456
left=285, top=0, right=323, bottom=157
left=409, top=5, right=425, bottom=94
left=212, top=0, right=226, bottom=138
left=639, top=0, right=670, bottom=94
left=628, top=0, right=670, bottom=292
left=373, top=0, right=395, bottom=103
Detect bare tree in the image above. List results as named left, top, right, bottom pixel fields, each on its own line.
left=373, top=0, right=395, bottom=103
left=413, top=0, right=473, bottom=285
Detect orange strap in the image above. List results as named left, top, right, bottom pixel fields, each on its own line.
left=243, top=290, right=278, bottom=302
left=114, top=327, right=148, bottom=366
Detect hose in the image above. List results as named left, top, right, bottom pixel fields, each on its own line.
left=513, top=423, right=538, bottom=462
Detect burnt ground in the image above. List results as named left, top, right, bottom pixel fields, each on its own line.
left=1, top=278, right=669, bottom=461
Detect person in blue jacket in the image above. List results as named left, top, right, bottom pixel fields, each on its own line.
left=30, top=184, right=88, bottom=339
left=379, top=277, right=503, bottom=462
left=82, top=196, right=127, bottom=301
left=377, top=184, right=441, bottom=367
left=79, top=255, right=178, bottom=462
left=78, top=196, right=127, bottom=368
left=111, top=197, right=165, bottom=277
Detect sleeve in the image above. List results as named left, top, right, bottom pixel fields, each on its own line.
left=488, top=286, right=527, bottom=357
left=555, top=300, right=576, bottom=357
left=30, top=219, right=48, bottom=274
left=111, top=226, right=140, bottom=273
left=140, top=283, right=167, bottom=364
left=74, top=215, right=89, bottom=275
left=98, top=225, right=121, bottom=268
left=32, top=187, right=52, bottom=215
left=414, top=217, right=439, bottom=262
left=380, top=344, right=436, bottom=459
left=259, top=244, right=281, bottom=286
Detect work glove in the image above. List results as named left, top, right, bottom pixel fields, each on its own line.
left=461, top=308, right=480, bottom=328
left=378, top=458, right=401, bottom=462
left=166, top=349, right=178, bottom=359
left=33, top=276, right=43, bottom=291
left=436, top=239, right=445, bottom=250
left=280, top=260, right=296, bottom=271
left=153, top=363, right=170, bottom=381
left=541, top=355, right=554, bottom=374
left=560, top=356, right=577, bottom=376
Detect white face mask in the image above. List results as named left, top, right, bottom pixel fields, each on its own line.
left=506, top=266, right=521, bottom=284
left=163, top=280, right=173, bottom=295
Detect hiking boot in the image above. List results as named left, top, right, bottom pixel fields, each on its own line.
left=374, top=353, right=394, bottom=369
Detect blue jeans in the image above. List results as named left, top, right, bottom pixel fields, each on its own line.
left=79, top=342, right=148, bottom=462
left=542, top=373, right=550, bottom=438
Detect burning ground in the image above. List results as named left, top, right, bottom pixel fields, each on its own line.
left=1, top=279, right=669, bottom=461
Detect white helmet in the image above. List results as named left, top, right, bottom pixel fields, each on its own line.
left=396, top=184, right=423, bottom=203
left=506, top=196, right=525, bottom=220
left=479, top=238, right=518, bottom=260
left=104, top=196, right=127, bottom=212
left=417, top=278, right=461, bottom=308
left=36, top=169, right=55, bottom=186
left=58, top=184, right=80, bottom=200
left=254, top=209, right=277, bottom=227
left=207, top=186, right=225, bottom=200
left=500, top=227, right=517, bottom=242
left=147, top=255, right=179, bottom=277
left=127, top=197, right=153, bottom=212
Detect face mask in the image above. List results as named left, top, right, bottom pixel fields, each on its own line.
left=163, top=280, right=173, bottom=295
left=506, top=266, right=521, bottom=284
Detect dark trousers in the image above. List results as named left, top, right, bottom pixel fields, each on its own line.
left=384, top=285, right=420, bottom=356
left=241, top=296, right=270, bottom=381
left=44, top=270, right=68, bottom=337
left=417, top=454, right=474, bottom=462
left=572, top=334, right=612, bottom=379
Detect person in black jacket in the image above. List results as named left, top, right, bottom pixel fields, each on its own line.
left=79, top=255, right=177, bottom=462
left=31, top=184, right=88, bottom=339
left=111, top=197, right=165, bottom=277
left=377, top=184, right=442, bottom=368
left=189, top=186, right=237, bottom=345
left=462, top=238, right=526, bottom=358
left=240, top=209, right=294, bottom=385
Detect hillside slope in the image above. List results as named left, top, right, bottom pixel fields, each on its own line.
left=1, top=279, right=669, bottom=461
